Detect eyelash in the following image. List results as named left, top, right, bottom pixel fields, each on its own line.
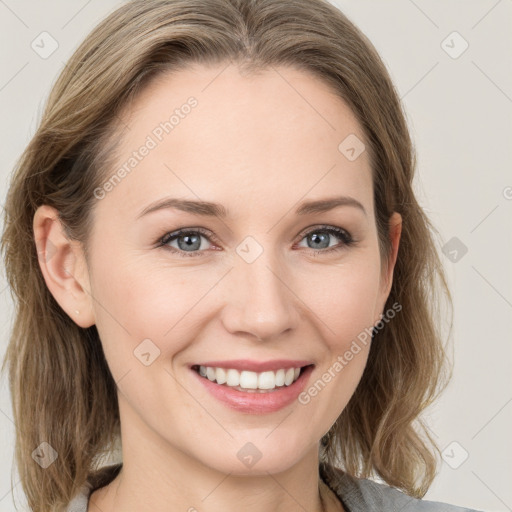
left=156, top=225, right=355, bottom=258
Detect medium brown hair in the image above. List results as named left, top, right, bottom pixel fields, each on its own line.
left=1, top=0, right=453, bottom=510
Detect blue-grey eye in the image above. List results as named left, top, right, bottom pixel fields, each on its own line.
left=297, top=227, right=352, bottom=250
left=159, top=224, right=353, bottom=258
left=307, top=232, right=331, bottom=249
left=161, top=229, right=211, bottom=253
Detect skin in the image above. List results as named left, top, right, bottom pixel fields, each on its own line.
left=34, top=62, right=401, bottom=512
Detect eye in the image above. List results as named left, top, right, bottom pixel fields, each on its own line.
left=296, top=225, right=354, bottom=254
left=157, top=224, right=355, bottom=258
left=158, top=228, right=215, bottom=257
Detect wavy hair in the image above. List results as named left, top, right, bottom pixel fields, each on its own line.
left=1, top=0, right=453, bottom=510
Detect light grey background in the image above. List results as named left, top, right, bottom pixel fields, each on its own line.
left=0, top=1, right=511, bottom=511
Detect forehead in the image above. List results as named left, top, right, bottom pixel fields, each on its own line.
left=98, top=62, right=373, bottom=220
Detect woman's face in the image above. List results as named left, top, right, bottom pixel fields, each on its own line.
left=76, top=63, right=401, bottom=474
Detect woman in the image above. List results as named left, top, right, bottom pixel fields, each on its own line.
left=0, top=0, right=483, bottom=511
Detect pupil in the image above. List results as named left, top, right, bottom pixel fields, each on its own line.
left=310, top=232, right=329, bottom=249
left=178, top=234, right=200, bottom=251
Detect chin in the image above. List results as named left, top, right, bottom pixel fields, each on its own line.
left=189, top=433, right=316, bottom=476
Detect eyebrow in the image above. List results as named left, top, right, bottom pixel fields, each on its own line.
left=137, top=195, right=367, bottom=219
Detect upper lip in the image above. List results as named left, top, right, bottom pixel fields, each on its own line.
left=191, top=359, right=314, bottom=372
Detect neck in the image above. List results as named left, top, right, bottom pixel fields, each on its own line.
left=90, top=458, right=331, bottom=512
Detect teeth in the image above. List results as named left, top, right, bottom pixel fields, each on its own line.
left=215, top=367, right=227, bottom=385
left=206, top=366, right=216, bottom=381
left=226, top=369, right=240, bottom=386
left=197, top=365, right=303, bottom=390
left=258, top=371, right=276, bottom=390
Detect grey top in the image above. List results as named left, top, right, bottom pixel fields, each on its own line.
left=66, top=462, right=483, bottom=512
left=319, top=462, right=482, bottom=512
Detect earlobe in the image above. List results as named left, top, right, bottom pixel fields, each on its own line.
left=33, top=205, right=95, bottom=328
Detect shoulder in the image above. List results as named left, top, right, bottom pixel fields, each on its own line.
left=319, top=462, right=484, bottom=512
left=348, top=477, right=482, bottom=512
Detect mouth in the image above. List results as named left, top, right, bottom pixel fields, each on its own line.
left=190, top=362, right=315, bottom=413
left=191, top=364, right=313, bottom=393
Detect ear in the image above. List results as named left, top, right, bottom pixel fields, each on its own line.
left=33, top=205, right=95, bottom=328
left=374, top=211, right=402, bottom=325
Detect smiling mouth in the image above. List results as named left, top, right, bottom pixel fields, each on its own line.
left=191, top=364, right=312, bottom=393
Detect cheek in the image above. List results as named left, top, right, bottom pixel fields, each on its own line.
left=298, top=256, right=382, bottom=347
left=294, top=268, right=380, bottom=430
left=88, top=251, right=216, bottom=367
left=294, top=257, right=381, bottom=410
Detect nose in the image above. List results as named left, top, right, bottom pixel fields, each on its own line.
left=220, top=252, right=300, bottom=342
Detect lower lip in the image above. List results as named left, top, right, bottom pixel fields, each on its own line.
left=191, top=365, right=314, bottom=414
